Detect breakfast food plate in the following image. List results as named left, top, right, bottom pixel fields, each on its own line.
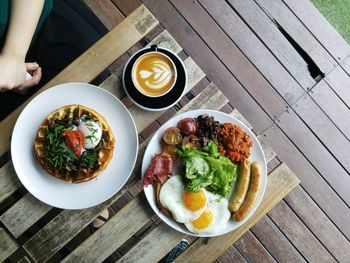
left=142, top=109, right=267, bottom=237
left=11, top=83, right=138, bottom=209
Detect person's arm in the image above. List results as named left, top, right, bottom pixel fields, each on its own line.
left=0, top=0, right=44, bottom=93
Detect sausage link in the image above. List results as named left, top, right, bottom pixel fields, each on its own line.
left=229, top=159, right=251, bottom=212
left=234, top=161, right=261, bottom=221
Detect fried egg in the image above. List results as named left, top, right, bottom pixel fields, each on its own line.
left=78, top=120, right=102, bottom=149
left=159, top=175, right=207, bottom=223
left=185, top=192, right=230, bottom=234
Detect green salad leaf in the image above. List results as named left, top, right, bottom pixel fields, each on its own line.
left=178, top=141, right=238, bottom=197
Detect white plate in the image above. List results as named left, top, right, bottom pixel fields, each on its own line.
left=11, top=83, right=138, bottom=209
left=142, top=109, right=267, bottom=237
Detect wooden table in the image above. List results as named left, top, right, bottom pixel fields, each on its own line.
left=0, top=5, right=300, bottom=262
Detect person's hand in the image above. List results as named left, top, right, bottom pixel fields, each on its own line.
left=0, top=54, right=42, bottom=93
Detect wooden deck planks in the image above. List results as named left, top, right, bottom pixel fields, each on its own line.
left=251, top=216, right=306, bottom=263
left=324, top=65, right=350, bottom=110
left=217, top=245, right=248, bottom=263
left=268, top=201, right=336, bottom=262
left=227, top=0, right=315, bottom=90
left=254, top=0, right=337, bottom=74
left=274, top=106, right=350, bottom=207
left=310, top=80, right=350, bottom=141
left=292, top=94, right=350, bottom=173
left=283, top=0, right=350, bottom=62
left=199, top=0, right=305, bottom=104
left=171, top=0, right=288, bottom=119
left=233, top=231, right=277, bottom=263
left=285, top=186, right=350, bottom=262
left=262, top=124, right=350, bottom=241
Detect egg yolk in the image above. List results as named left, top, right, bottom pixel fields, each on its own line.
left=192, top=211, right=213, bottom=230
left=183, top=190, right=206, bottom=211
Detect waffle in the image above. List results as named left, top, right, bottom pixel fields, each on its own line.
left=34, top=104, right=115, bottom=183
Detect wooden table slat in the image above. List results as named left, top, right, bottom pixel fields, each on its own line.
left=217, top=245, right=248, bottom=263
left=0, top=4, right=158, bottom=157
left=310, top=79, right=350, bottom=141
left=251, top=215, right=306, bottom=263
left=61, top=194, right=153, bottom=263
left=0, top=194, right=51, bottom=238
left=172, top=163, right=299, bottom=262
left=147, top=30, right=183, bottom=53
left=117, top=221, right=184, bottom=263
left=17, top=257, right=31, bottom=263
left=0, top=162, right=21, bottom=204
left=233, top=230, right=277, bottom=263
left=0, top=228, right=18, bottom=262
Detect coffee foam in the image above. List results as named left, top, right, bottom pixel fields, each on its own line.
left=133, top=53, right=176, bottom=97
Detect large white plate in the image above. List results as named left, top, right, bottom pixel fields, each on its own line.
left=11, top=83, right=138, bottom=209
left=142, top=109, right=267, bottom=237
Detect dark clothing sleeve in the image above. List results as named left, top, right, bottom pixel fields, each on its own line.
left=0, top=0, right=53, bottom=47
left=0, top=0, right=107, bottom=121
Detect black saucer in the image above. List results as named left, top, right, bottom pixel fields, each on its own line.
left=122, top=46, right=187, bottom=111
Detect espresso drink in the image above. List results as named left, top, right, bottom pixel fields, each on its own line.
left=132, top=52, right=176, bottom=97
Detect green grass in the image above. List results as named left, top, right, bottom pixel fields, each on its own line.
left=311, top=0, right=350, bottom=44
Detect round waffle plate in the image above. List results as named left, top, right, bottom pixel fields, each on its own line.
left=11, top=83, right=138, bottom=209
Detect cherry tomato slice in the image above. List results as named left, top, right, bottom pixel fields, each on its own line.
left=63, top=130, right=84, bottom=157
left=163, top=127, right=182, bottom=145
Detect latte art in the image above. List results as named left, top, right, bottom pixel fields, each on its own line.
left=132, top=52, right=176, bottom=97
left=140, top=60, right=174, bottom=90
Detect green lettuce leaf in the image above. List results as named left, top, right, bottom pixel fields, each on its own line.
left=178, top=141, right=238, bottom=196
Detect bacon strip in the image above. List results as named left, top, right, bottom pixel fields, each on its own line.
left=143, top=153, right=173, bottom=186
